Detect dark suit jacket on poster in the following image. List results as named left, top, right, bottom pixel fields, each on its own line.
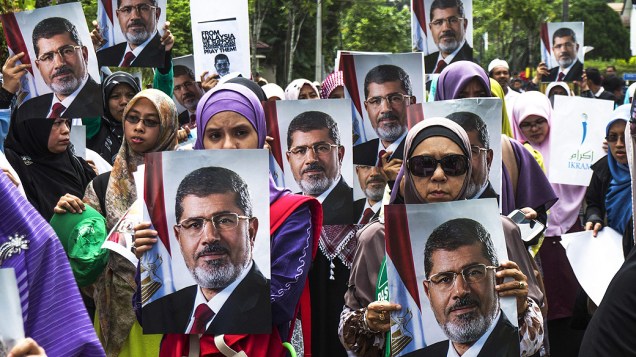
left=353, top=138, right=405, bottom=166
left=178, top=110, right=191, bottom=127
left=542, top=59, right=583, bottom=82
left=322, top=177, right=354, bottom=225
left=142, top=263, right=271, bottom=335
left=353, top=198, right=380, bottom=223
left=97, top=33, right=164, bottom=68
left=404, top=312, right=519, bottom=357
left=424, top=42, right=473, bottom=74
left=16, top=76, right=102, bottom=119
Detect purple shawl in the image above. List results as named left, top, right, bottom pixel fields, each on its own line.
left=194, top=83, right=267, bottom=149
left=434, top=61, right=492, bottom=101
left=0, top=173, right=104, bottom=356
left=501, top=138, right=558, bottom=215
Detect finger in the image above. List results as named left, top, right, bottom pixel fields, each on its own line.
left=201, top=71, right=210, bottom=81
left=68, top=199, right=85, bottom=213
left=134, top=221, right=152, bottom=231
left=368, top=301, right=401, bottom=311
left=53, top=206, right=67, bottom=214
left=164, top=21, right=171, bottom=29
left=585, top=222, right=592, bottom=231
left=5, top=53, right=24, bottom=67
left=593, top=223, right=602, bottom=237
left=135, top=237, right=158, bottom=248
left=8, top=337, right=42, bottom=356
left=135, top=229, right=158, bottom=240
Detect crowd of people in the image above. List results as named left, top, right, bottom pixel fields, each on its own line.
left=2, top=1, right=636, bottom=357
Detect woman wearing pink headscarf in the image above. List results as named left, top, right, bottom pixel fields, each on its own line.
left=511, top=90, right=586, bottom=356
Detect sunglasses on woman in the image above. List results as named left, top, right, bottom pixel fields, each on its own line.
left=407, top=154, right=469, bottom=177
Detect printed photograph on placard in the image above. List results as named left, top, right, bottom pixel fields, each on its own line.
left=338, top=52, right=425, bottom=167
left=140, top=150, right=271, bottom=335
left=0, top=268, right=24, bottom=356
left=190, top=0, right=250, bottom=79
left=539, top=22, right=584, bottom=82
left=548, top=95, right=613, bottom=186
left=270, top=99, right=354, bottom=225
left=0, top=2, right=103, bottom=118
left=96, top=0, right=167, bottom=67
left=423, top=98, right=503, bottom=196
left=385, top=199, right=518, bottom=356
left=172, top=55, right=206, bottom=133
left=102, top=199, right=142, bottom=266
left=411, top=0, right=474, bottom=73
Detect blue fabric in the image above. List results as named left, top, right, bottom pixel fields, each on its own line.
left=0, top=109, right=11, bottom=152
left=605, top=118, right=632, bottom=234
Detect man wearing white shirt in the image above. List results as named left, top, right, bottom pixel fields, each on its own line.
left=406, top=218, right=518, bottom=357
left=541, top=27, right=583, bottom=82
left=286, top=110, right=353, bottom=224
left=17, top=17, right=102, bottom=119
left=424, top=0, right=473, bottom=74
left=96, top=0, right=164, bottom=67
left=142, top=167, right=270, bottom=334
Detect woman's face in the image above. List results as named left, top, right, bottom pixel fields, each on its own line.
left=410, top=136, right=467, bottom=203
left=457, top=78, right=489, bottom=98
left=47, top=118, right=71, bottom=154
left=608, top=120, right=628, bottom=164
left=298, top=84, right=319, bottom=99
left=124, top=97, right=162, bottom=154
left=519, top=114, right=549, bottom=146
left=203, top=111, right=259, bottom=149
left=108, top=83, right=136, bottom=122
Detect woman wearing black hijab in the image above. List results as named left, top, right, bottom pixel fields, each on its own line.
left=88, top=72, right=141, bottom=165
left=5, top=117, right=95, bottom=220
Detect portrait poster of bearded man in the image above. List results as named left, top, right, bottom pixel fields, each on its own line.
left=0, top=2, right=103, bottom=118
left=96, top=0, right=167, bottom=67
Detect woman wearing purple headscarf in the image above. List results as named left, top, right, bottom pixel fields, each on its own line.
left=135, top=83, right=322, bottom=356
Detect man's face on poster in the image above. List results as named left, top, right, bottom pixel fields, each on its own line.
left=174, top=192, right=258, bottom=290
left=465, top=130, right=493, bottom=198
left=429, top=6, right=467, bottom=55
left=553, top=35, right=579, bottom=69
left=424, top=242, right=499, bottom=344
left=356, top=165, right=387, bottom=203
left=215, top=57, right=230, bottom=77
left=364, top=80, right=410, bottom=144
left=116, top=0, right=161, bottom=46
left=173, top=74, right=204, bottom=112
left=287, top=127, right=344, bottom=196
left=35, top=32, right=89, bottom=99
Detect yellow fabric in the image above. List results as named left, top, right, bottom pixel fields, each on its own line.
left=489, top=78, right=514, bottom=137
left=522, top=142, right=547, bottom=172
left=95, top=311, right=162, bottom=357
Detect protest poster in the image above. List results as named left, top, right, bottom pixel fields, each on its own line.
left=338, top=52, right=425, bottom=154
left=549, top=95, right=613, bottom=186
left=269, top=99, right=355, bottom=224
left=561, top=228, right=624, bottom=306
left=385, top=199, right=517, bottom=356
left=190, top=0, right=250, bottom=79
left=411, top=0, right=473, bottom=73
left=70, top=125, right=86, bottom=159
left=423, top=98, right=503, bottom=196
left=0, top=268, right=24, bottom=356
left=102, top=199, right=142, bottom=266
left=96, top=0, right=167, bottom=67
left=140, top=150, right=271, bottom=335
left=0, top=2, right=103, bottom=118
left=540, top=22, right=584, bottom=82
left=173, top=54, right=195, bottom=114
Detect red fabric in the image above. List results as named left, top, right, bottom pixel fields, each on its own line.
left=48, top=103, right=66, bottom=118
left=557, top=72, right=565, bottom=81
left=121, top=51, right=136, bottom=67
left=339, top=54, right=364, bottom=119
left=263, top=101, right=284, bottom=172
left=385, top=205, right=421, bottom=310
left=359, top=207, right=374, bottom=225
left=160, top=194, right=323, bottom=357
left=189, top=304, right=214, bottom=334
left=434, top=60, right=447, bottom=74
left=0, top=13, right=34, bottom=76
left=144, top=152, right=171, bottom=254
left=377, top=149, right=386, bottom=168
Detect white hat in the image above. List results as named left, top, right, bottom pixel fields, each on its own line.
left=488, top=59, right=509, bottom=73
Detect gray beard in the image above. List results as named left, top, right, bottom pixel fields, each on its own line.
left=557, top=56, right=574, bottom=69
left=377, top=123, right=406, bottom=143
left=298, top=174, right=335, bottom=196
left=51, top=74, right=83, bottom=96
left=365, top=185, right=385, bottom=202
left=125, top=29, right=151, bottom=46
left=190, top=251, right=251, bottom=290
left=439, top=298, right=499, bottom=344
left=438, top=39, right=460, bottom=54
